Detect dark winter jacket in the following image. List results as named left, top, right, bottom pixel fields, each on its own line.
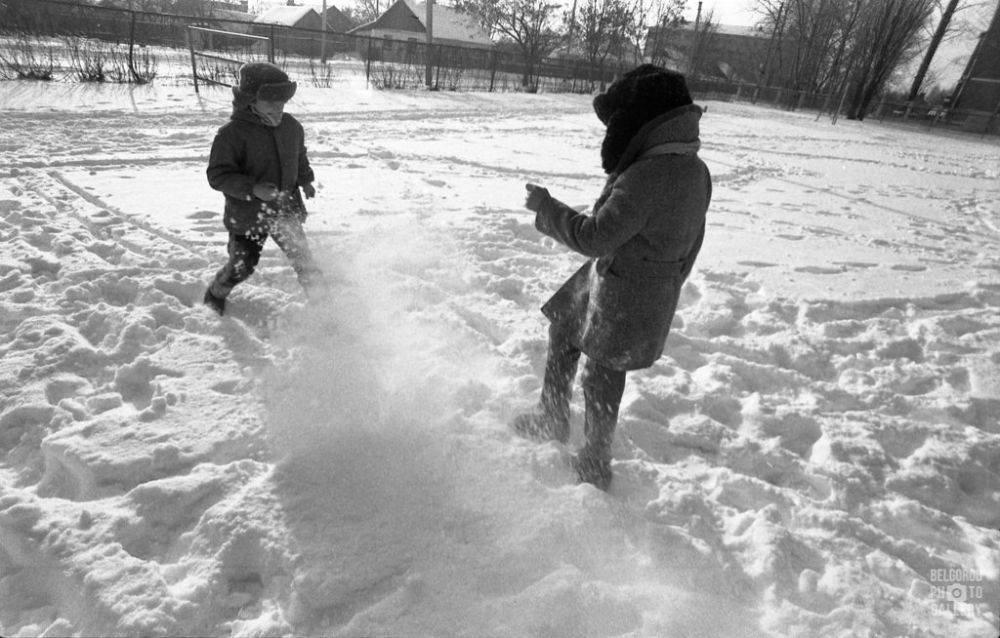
left=535, top=104, right=711, bottom=371
left=207, top=106, right=314, bottom=235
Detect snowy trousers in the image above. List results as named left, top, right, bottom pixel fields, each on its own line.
left=541, top=322, right=627, bottom=462
left=209, top=218, right=322, bottom=298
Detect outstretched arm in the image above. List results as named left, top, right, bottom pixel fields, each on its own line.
left=527, top=183, right=647, bottom=258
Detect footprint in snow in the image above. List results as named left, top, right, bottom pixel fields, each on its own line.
left=794, top=265, right=846, bottom=275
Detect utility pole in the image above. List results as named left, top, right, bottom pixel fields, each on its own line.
left=425, top=0, right=434, bottom=88
left=687, top=1, right=702, bottom=76
left=566, top=0, right=577, bottom=58
left=906, top=0, right=959, bottom=111
left=320, top=0, right=327, bottom=64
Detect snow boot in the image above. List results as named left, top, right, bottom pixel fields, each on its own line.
left=510, top=408, right=569, bottom=444
left=203, top=287, right=226, bottom=316
left=571, top=452, right=612, bottom=491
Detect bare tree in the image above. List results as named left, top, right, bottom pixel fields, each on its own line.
left=754, top=0, right=848, bottom=93
left=907, top=0, right=959, bottom=104
left=454, top=0, right=510, bottom=38
left=686, top=6, right=718, bottom=76
left=751, top=0, right=936, bottom=118
left=574, top=0, right=633, bottom=69
left=354, top=0, right=384, bottom=23
left=457, top=0, right=563, bottom=90
left=638, top=0, right=687, bottom=68
left=845, top=0, right=936, bottom=119
left=753, top=0, right=791, bottom=85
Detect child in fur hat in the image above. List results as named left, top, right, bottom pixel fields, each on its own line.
left=512, top=64, right=712, bottom=490
left=204, top=61, right=322, bottom=315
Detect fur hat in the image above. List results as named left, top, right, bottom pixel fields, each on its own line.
left=234, top=62, right=297, bottom=103
left=595, top=64, right=692, bottom=173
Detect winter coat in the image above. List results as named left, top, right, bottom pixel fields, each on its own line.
left=535, top=104, right=711, bottom=371
left=207, top=107, right=314, bottom=235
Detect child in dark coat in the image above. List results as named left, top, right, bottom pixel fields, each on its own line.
left=513, top=65, right=712, bottom=490
left=203, top=62, right=323, bottom=315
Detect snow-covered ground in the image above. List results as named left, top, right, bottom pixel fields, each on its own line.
left=1, top=78, right=999, bottom=637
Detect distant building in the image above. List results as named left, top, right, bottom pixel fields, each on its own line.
left=254, top=5, right=322, bottom=30
left=253, top=5, right=322, bottom=54
left=321, top=5, right=354, bottom=33
left=645, top=22, right=774, bottom=84
left=206, top=0, right=248, bottom=12
left=949, top=5, right=1000, bottom=132
left=348, top=0, right=492, bottom=50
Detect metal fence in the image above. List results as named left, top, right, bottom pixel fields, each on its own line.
left=0, top=0, right=625, bottom=93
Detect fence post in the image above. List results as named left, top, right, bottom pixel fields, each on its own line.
left=365, top=36, right=372, bottom=87
left=797, top=89, right=807, bottom=111
left=489, top=50, right=497, bottom=92
left=128, top=9, right=137, bottom=82
left=186, top=27, right=199, bottom=93
left=269, top=25, right=275, bottom=62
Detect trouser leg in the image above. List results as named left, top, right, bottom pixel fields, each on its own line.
left=209, top=232, right=266, bottom=298
left=538, top=321, right=581, bottom=440
left=270, top=217, right=324, bottom=292
left=580, top=357, right=627, bottom=462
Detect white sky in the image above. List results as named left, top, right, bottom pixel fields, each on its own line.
left=686, top=0, right=758, bottom=26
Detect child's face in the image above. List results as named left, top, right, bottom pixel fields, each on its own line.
left=253, top=99, right=286, bottom=126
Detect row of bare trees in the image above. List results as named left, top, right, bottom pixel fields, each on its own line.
left=752, top=0, right=987, bottom=120
left=450, top=0, right=687, bottom=88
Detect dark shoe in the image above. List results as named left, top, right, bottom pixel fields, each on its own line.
left=571, top=453, right=612, bottom=491
left=510, top=409, right=568, bottom=443
left=203, top=287, right=226, bottom=316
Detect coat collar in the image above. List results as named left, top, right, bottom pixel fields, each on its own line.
left=612, top=104, right=702, bottom=174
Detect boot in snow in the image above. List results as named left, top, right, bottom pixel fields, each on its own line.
left=203, top=287, right=226, bottom=316
left=571, top=452, right=612, bottom=491
left=510, top=408, right=569, bottom=444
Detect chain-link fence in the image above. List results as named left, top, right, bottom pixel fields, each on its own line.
left=0, top=0, right=626, bottom=92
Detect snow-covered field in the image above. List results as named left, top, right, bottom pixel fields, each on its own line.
left=1, top=78, right=999, bottom=637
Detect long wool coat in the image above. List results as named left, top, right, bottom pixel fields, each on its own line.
left=535, top=104, right=711, bottom=371
left=206, top=107, right=314, bottom=235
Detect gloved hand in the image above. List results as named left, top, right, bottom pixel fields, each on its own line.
left=253, top=182, right=279, bottom=201
left=525, top=183, right=550, bottom=212
left=301, top=183, right=316, bottom=199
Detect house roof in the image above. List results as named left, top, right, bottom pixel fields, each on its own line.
left=412, top=1, right=491, bottom=45
left=350, top=0, right=490, bottom=46
left=254, top=6, right=318, bottom=26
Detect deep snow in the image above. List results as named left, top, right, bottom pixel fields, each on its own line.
left=1, top=79, right=999, bottom=637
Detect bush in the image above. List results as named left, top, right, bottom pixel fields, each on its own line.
left=308, top=59, right=338, bottom=88
left=67, top=37, right=119, bottom=82
left=65, top=37, right=158, bottom=83
left=0, top=35, right=55, bottom=80
left=370, top=62, right=423, bottom=90
left=126, top=44, right=158, bottom=84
